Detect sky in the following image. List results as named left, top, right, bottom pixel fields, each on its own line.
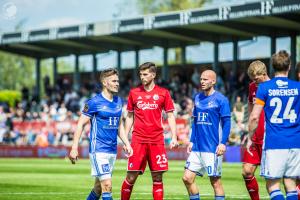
left=0, top=0, right=294, bottom=70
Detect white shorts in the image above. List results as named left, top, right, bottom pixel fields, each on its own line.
left=89, top=152, right=116, bottom=181
left=260, top=149, right=300, bottom=179
left=185, top=152, right=223, bottom=177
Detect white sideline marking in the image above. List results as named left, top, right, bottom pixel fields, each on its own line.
left=0, top=192, right=270, bottom=199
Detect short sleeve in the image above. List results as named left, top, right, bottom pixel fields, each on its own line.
left=220, top=97, right=231, bottom=117
left=126, top=91, right=134, bottom=112
left=82, top=99, right=97, bottom=117
left=255, top=84, right=266, bottom=105
left=248, top=84, right=254, bottom=104
left=164, top=90, right=174, bottom=112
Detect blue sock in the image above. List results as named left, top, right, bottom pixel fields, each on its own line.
left=215, top=195, right=225, bottom=200
left=102, top=192, right=112, bottom=200
left=286, top=190, right=298, bottom=200
left=87, top=190, right=100, bottom=200
left=189, top=193, right=200, bottom=200
left=270, top=189, right=285, bottom=200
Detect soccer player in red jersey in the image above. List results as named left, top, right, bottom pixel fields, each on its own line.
left=120, top=62, right=178, bottom=200
left=242, top=60, right=270, bottom=200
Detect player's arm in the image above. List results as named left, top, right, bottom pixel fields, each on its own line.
left=118, top=119, right=133, bottom=157
left=216, top=116, right=231, bottom=156
left=69, top=114, right=90, bottom=164
left=187, top=118, right=196, bottom=153
left=248, top=103, right=264, bottom=138
left=166, top=111, right=178, bottom=149
left=124, top=112, right=134, bottom=136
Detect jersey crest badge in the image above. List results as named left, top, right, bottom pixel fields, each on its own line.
left=153, top=94, right=159, bottom=100
left=83, top=104, right=89, bottom=112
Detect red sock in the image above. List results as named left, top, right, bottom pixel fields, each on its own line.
left=296, top=184, right=300, bottom=200
left=153, top=182, right=164, bottom=200
left=121, top=179, right=133, bottom=200
left=244, top=176, right=260, bottom=200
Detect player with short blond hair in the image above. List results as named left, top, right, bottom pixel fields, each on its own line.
left=243, top=60, right=270, bottom=200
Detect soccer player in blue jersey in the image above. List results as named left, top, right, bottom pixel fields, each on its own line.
left=69, top=68, right=133, bottom=200
left=248, top=50, right=300, bottom=200
left=182, top=69, right=231, bottom=200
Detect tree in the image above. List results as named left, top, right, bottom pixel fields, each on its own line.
left=136, top=0, right=209, bottom=14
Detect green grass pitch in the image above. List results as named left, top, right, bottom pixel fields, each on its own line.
left=0, top=158, right=270, bottom=200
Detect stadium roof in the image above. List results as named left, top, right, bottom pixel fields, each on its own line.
left=0, top=0, right=300, bottom=59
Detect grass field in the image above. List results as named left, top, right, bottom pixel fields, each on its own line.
left=0, top=158, right=270, bottom=200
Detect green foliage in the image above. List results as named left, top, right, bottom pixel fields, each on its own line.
left=136, top=0, right=210, bottom=14
left=0, top=51, right=35, bottom=91
left=0, top=90, right=21, bottom=107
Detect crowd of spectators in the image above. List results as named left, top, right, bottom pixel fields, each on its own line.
left=0, top=67, right=249, bottom=148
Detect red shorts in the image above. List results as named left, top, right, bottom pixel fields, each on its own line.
left=127, top=143, right=168, bottom=174
left=242, top=143, right=262, bottom=165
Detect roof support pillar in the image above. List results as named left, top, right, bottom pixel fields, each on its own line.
left=117, top=50, right=122, bottom=80
left=92, top=54, right=98, bottom=83
left=181, top=43, right=186, bottom=67
left=134, top=47, right=140, bottom=84
left=290, top=33, right=296, bottom=80
left=35, top=58, right=41, bottom=102
left=73, top=55, right=80, bottom=91
left=162, top=45, right=169, bottom=82
left=213, top=42, right=219, bottom=74
left=233, top=38, right=238, bottom=77
left=270, top=35, right=276, bottom=76
left=53, top=57, right=57, bottom=84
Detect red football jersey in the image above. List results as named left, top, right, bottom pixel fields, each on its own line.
left=248, top=82, right=265, bottom=144
left=127, top=85, right=174, bottom=144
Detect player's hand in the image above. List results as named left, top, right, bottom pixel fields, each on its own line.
left=123, top=144, right=133, bottom=157
left=216, top=144, right=226, bottom=156
left=69, top=148, right=78, bottom=164
left=169, top=137, right=179, bottom=149
left=246, top=137, right=253, bottom=157
left=187, top=142, right=193, bottom=154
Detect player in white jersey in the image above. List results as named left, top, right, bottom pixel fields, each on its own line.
left=182, top=70, right=231, bottom=200
left=248, top=51, right=300, bottom=200
left=69, top=68, right=132, bottom=200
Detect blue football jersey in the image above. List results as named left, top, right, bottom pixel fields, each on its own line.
left=82, top=93, right=123, bottom=154
left=256, top=77, right=300, bottom=150
left=191, top=91, right=231, bottom=153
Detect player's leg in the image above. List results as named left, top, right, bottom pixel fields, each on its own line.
left=261, top=150, right=289, bottom=200
left=151, top=171, right=164, bottom=200
left=148, top=144, right=168, bottom=200
left=100, top=179, right=113, bottom=200
left=242, top=143, right=261, bottom=200
left=87, top=178, right=101, bottom=200
left=296, top=179, right=300, bottom=200
left=266, top=179, right=285, bottom=200
left=121, top=143, right=147, bottom=200
left=283, top=149, right=300, bottom=200
left=121, top=171, right=140, bottom=200
left=283, top=178, right=298, bottom=200
left=201, top=152, right=224, bottom=200
left=183, top=152, right=205, bottom=200
left=182, top=169, right=199, bottom=200
left=209, top=176, right=225, bottom=200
